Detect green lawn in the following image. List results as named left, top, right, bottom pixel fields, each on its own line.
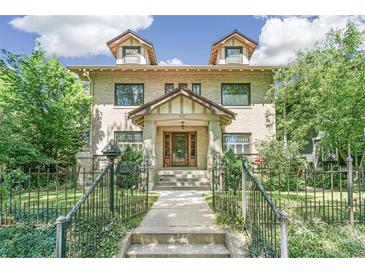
left=1, top=188, right=159, bottom=225
left=207, top=190, right=365, bottom=205
left=2, top=188, right=157, bottom=206
left=3, top=188, right=85, bottom=205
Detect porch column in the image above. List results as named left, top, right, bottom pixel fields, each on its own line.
left=207, top=120, right=222, bottom=172
left=143, top=120, right=157, bottom=190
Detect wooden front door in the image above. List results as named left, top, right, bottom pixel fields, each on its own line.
left=172, top=133, right=188, bottom=166
left=163, top=131, right=197, bottom=167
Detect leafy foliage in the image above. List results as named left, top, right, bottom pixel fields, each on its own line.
left=221, top=150, right=242, bottom=194
left=95, top=215, right=144, bottom=258
left=119, top=145, right=143, bottom=164
left=289, top=218, right=365, bottom=258
left=0, top=224, right=56, bottom=258
left=256, top=138, right=307, bottom=190
left=0, top=47, right=91, bottom=167
left=116, top=145, right=144, bottom=189
left=268, top=22, right=365, bottom=164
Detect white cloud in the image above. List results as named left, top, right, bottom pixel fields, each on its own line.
left=159, top=58, right=185, bottom=66
left=250, top=16, right=365, bottom=66
left=9, top=15, right=153, bottom=58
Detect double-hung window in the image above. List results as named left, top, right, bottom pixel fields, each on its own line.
left=221, top=83, right=250, bottom=106
left=115, top=84, right=144, bottom=106
left=115, top=131, right=143, bottom=150
left=121, top=46, right=141, bottom=64
left=222, top=133, right=251, bottom=154
left=225, top=46, right=242, bottom=63
left=192, top=83, right=201, bottom=95
left=165, top=83, right=174, bottom=93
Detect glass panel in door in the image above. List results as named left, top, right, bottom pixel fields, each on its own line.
left=172, top=133, right=188, bottom=166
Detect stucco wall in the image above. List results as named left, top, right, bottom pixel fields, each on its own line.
left=90, top=71, right=274, bottom=155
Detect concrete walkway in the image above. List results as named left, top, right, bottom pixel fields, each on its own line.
left=124, top=191, right=231, bottom=257
left=139, top=190, right=217, bottom=228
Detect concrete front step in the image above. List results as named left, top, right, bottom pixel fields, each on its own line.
left=154, top=186, right=210, bottom=191
left=156, top=169, right=210, bottom=191
left=155, top=182, right=210, bottom=188
left=158, top=169, right=208, bottom=176
left=126, top=243, right=230, bottom=258
left=158, top=175, right=209, bottom=182
left=132, top=226, right=226, bottom=244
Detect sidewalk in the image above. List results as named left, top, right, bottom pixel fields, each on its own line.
left=139, top=191, right=218, bottom=228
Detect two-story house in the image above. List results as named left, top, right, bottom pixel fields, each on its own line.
left=70, top=29, right=277, bottom=190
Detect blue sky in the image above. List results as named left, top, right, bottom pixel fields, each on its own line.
left=0, top=15, right=363, bottom=66
left=0, top=16, right=264, bottom=65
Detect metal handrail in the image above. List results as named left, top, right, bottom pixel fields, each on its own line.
left=242, top=158, right=289, bottom=257
left=242, top=159, right=285, bottom=219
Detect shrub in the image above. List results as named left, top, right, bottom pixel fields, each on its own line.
left=256, top=138, right=307, bottom=190
left=116, top=145, right=144, bottom=189
left=221, top=150, right=242, bottom=194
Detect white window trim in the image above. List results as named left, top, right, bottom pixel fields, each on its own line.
left=222, top=133, right=251, bottom=154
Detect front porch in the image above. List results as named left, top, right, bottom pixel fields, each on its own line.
left=128, top=87, right=236, bottom=190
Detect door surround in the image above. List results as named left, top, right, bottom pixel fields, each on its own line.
left=163, top=131, right=197, bottom=167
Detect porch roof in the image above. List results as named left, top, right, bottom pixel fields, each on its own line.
left=128, top=87, right=236, bottom=128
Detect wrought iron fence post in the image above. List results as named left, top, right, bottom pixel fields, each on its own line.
left=279, top=213, right=289, bottom=258
left=102, top=140, right=122, bottom=217
left=109, top=162, right=115, bottom=217
left=212, top=154, right=218, bottom=210
left=145, top=157, right=150, bottom=210
left=55, top=216, right=66, bottom=258
left=346, top=156, right=354, bottom=225
left=242, top=159, right=247, bottom=226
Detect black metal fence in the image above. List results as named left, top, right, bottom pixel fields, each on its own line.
left=211, top=155, right=288, bottom=258
left=55, top=159, right=150, bottom=258
left=254, top=159, right=365, bottom=225
left=0, top=165, right=98, bottom=226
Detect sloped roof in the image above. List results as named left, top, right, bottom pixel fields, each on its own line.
left=128, top=87, right=236, bottom=127
left=106, top=29, right=157, bottom=65
left=212, top=29, right=258, bottom=46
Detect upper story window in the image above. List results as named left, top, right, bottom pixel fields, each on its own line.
left=178, top=83, right=188, bottom=88
left=225, top=46, right=243, bottom=64
left=192, top=83, right=201, bottom=95
left=165, top=83, right=174, bottom=93
left=221, top=83, right=250, bottom=106
left=115, top=131, right=143, bottom=150
left=222, top=133, right=251, bottom=154
left=122, top=46, right=141, bottom=64
left=115, top=83, right=144, bottom=106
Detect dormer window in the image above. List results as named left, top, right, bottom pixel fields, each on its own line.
left=122, top=46, right=141, bottom=64
left=225, top=47, right=242, bottom=64
left=209, top=30, right=257, bottom=65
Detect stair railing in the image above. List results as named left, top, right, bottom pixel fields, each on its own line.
left=55, top=158, right=150, bottom=258
left=242, top=158, right=288, bottom=258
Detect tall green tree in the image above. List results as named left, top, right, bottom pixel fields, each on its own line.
left=0, top=47, right=91, bottom=167
left=268, top=22, right=365, bottom=165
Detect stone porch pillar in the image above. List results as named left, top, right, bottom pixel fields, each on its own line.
left=143, top=120, right=157, bottom=190
left=207, top=120, right=222, bottom=172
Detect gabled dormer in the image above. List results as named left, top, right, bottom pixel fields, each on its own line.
left=209, top=30, right=257, bottom=65
left=106, top=29, right=157, bottom=65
